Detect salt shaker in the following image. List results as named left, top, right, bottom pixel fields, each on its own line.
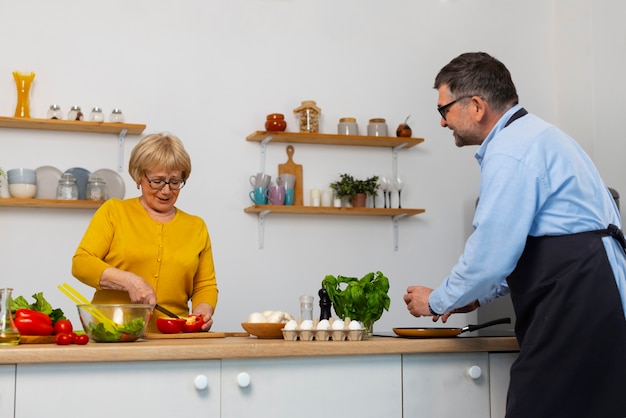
left=86, top=175, right=108, bottom=201
left=47, top=104, right=64, bottom=120
left=109, top=108, right=124, bottom=123
left=68, top=106, right=83, bottom=121
left=299, top=295, right=314, bottom=321
left=57, top=173, right=78, bottom=200
left=89, top=107, right=105, bottom=122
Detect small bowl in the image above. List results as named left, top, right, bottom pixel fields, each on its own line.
left=241, top=322, right=285, bottom=339
left=8, top=183, right=37, bottom=198
left=77, top=304, right=153, bottom=342
left=7, top=168, right=37, bottom=185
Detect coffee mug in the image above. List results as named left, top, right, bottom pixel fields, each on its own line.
left=249, top=173, right=272, bottom=188
left=284, top=188, right=295, bottom=206
left=277, top=173, right=296, bottom=189
left=249, top=187, right=268, bottom=204
left=266, top=185, right=285, bottom=205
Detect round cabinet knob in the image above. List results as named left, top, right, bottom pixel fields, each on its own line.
left=467, top=365, right=482, bottom=380
left=194, top=374, right=209, bottom=390
left=237, top=372, right=251, bottom=388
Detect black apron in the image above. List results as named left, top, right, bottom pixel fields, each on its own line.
left=505, top=227, right=626, bottom=418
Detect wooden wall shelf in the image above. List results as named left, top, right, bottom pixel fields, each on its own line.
left=0, top=116, right=146, bottom=135
left=246, top=131, right=424, bottom=149
left=244, top=205, right=424, bottom=217
left=0, top=198, right=103, bottom=209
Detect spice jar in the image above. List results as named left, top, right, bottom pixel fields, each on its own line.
left=338, top=117, right=358, bottom=135
left=68, top=106, right=83, bottom=121
left=47, top=104, right=64, bottom=120
left=293, top=100, right=321, bottom=133
left=109, top=108, right=124, bottom=123
left=57, top=173, right=78, bottom=200
left=89, top=107, right=105, bottom=122
left=265, top=113, right=287, bottom=132
left=367, top=118, right=388, bottom=137
left=86, top=175, right=108, bottom=201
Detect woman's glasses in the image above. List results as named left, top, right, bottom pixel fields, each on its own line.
left=144, top=175, right=186, bottom=190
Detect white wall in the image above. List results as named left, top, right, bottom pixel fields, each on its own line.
left=0, top=0, right=620, bottom=333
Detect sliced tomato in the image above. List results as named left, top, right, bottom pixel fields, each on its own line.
left=156, top=317, right=186, bottom=334
left=182, top=315, right=204, bottom=333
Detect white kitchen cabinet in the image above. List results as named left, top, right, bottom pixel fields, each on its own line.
left=15, top=360, right=220, bottom=418
left=221, top=355, right=402, bottom=418
left=0, top=365, right=15, bottom=418
left=489, top=352, right=518, bottom=417
left=403, top=353, right=491, bottom=417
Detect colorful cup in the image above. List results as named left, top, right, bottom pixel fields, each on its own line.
left=266, top=185, right=285, bottom=205
left=249, top=187, right=268, bottom=204
left=284, top=188, right=295, bottom=206
left=249, top=173, right=272, bottom=188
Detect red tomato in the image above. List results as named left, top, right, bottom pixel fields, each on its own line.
left=183, top=315, right=204, bottom=333
left=156, top=317, right=186, bottom=334
left=74, top=334, right=89, bottom=345
left=53, top=319, right=73, bottom=335
left=54, top=333, right=72, bottom=345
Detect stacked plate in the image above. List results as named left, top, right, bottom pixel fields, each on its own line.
left=35, top=166, right=126, bottom=200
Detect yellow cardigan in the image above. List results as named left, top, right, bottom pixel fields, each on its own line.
left=72, top=198, right=218, bottom=320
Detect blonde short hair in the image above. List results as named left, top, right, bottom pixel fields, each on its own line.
left=128, top=133, right=192, bottom=183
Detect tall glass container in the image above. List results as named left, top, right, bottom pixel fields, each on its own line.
left=13, top=71, right=35, bottom=118
left=0, top=288, right=20, bottom=345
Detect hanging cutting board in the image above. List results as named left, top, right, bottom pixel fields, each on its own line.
left=278, top=145, right=303, bottom=206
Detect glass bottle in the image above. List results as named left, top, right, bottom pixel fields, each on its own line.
left=299, top=295, right=314, bottom=321
left=109, top=108, right=124, bottom=123
left=68, top=106, right=84, bottom=121
left=57, top=173, right=78, bottom=200
left=12, top=71, right=35, bottom=118
left=89, top=107, right=105, bottom=122
left=47, top=104, right=64, bottom=120
left=0, top=288, right=21, bottom=345
left=86, top=175, right=108, bottom=201
left=293, top=100, right=321, bottom=133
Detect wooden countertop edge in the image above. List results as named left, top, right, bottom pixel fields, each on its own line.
left=0, top=336, right=519, bottom=364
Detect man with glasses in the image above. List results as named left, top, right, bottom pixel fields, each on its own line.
left=72, top=132, right=218, bottom=332
left=403, top=52, right=626, bottom=417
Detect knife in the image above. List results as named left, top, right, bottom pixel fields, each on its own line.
left=154, top=304, right=181, bottom=319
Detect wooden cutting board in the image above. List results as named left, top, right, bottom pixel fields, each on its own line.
left=19, top=335, right=55, bottom=344
left=278, top=145, right=303, bottom=206
left=144, top=331, right=249, bottom=339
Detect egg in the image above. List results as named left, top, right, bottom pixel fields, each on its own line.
left=348, top=320, right=363, bottom=330
left=316, top=319, right=330, bottom=330
left=284, top=319, right=298, bottom=330
left=300, top=319, right=314, bottom=330
left=331, top=319, right=345, bottom=330
left=247, top=312, right=266, bottom=323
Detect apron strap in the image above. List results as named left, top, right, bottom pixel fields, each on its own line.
left=504, top=107, right=528, bottom=127
left=607, top=223, right=626, bottom=250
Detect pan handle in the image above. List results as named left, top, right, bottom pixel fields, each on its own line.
left=461, top=317, right=511, bottom=334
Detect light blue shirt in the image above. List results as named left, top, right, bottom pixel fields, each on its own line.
left=429, top=105, right=626, bottom=316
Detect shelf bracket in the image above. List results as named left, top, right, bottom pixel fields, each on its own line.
left=392, top=213, right=408, bottom=251
left=257, top=209, right=271, bottom=249
left=391, top=143, right=406, bottom=178
left=258, top=135, right=273, bottom=173
left=117, top=129, right=128, bottom=172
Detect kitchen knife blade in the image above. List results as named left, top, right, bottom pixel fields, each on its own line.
left=154, top=304, right=180, bottom=318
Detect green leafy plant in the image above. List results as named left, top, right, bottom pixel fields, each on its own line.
left=329, top=173, right=379, bottom=199
left=321, top=271, right=390, bottom=332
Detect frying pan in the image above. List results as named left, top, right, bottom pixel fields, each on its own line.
left=393, top=317, right=511, bottom=338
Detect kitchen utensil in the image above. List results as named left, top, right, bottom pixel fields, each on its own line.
left=392, top=317, right=511, bottom=338
left=57, top=283, right=117, bottom=332
left=154, top=304, right=181, bottom=319
left=241, top=322, right=286, bottom=339
left=278, top=145, right=303, bottom=206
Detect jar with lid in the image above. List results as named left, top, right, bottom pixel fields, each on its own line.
left=0, top=288, right=20, bottom=345
left=293, top=100, right=321, bottom=133
left=265, top=113, right=287, bottom=132
left=86, top=175, right=108, bottom=201
left=367, top=118, right=388, bottom=137
left=68, top=106, right=83, bottom=121
left=109, top=108, right=124, bottom=123
left=338, top=117, right=358, bottom=135
left=47, top=104, right=64, bottom=120
left=89, top=107, right=105, bottom=122
left=57, top=173, right=78, bottom=200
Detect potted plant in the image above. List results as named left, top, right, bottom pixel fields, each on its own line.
left=0, top=167, right=6, bottom=198
left=321, top=271, right=390, bottom=338
left=329, top=173, right=379, bottom=207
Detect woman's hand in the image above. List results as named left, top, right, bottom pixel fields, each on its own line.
left=99, top=267, right=157, bottom=305
left=192, top=303, right=214, bottom=331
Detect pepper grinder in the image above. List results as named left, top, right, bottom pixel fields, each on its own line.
left=318, top=288, right=332, bottom=321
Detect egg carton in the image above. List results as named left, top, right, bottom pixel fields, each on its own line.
left=281, top=318, right=365, bottom=341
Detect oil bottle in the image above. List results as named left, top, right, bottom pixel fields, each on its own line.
left=0, top=288, right=20, bottom=345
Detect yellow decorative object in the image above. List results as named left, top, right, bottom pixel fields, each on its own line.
left=12, top=71, right=35, bottom=118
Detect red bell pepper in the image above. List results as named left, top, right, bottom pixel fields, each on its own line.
left=182, top=315, right=204, bottom=333
left=14, top=308, right=54, bottom=336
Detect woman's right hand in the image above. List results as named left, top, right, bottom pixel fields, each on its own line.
left=99, top=267, right=157, bottom=305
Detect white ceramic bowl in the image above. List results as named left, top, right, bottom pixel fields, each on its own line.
left=8, top=183, right=37, bottom=198
left=7, top=168, right=36, bottom=185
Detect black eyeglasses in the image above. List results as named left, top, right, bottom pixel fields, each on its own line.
left=437, top=95, right=474, bottom=120
left=144, top=174, right=186, bottom=191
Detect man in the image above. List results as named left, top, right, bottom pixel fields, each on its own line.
left=403, top=52, right=626, bottom=417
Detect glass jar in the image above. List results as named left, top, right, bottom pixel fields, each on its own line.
left=265, top=113, right=287, bottom=132
left=57, top=173, right=78, bottom=200
left=86, top=175, right=108, bottom=201
left=109, top=108, right=124, bottom=123
left=293, top=100, right=321, bottom=133
left=47, top=104, right=64, bottom=120
left=0, top=288, right=20, bottom=345
left=338, top=117, right=358, bottom=135
left=367, top=118, right=388, bottom=137
left=68, top=106, right=83, bottom=121
left=89, top=107, right=105, bottom=122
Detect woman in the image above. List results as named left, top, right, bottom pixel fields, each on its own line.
left=72, top=132, right=218, bottom=331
